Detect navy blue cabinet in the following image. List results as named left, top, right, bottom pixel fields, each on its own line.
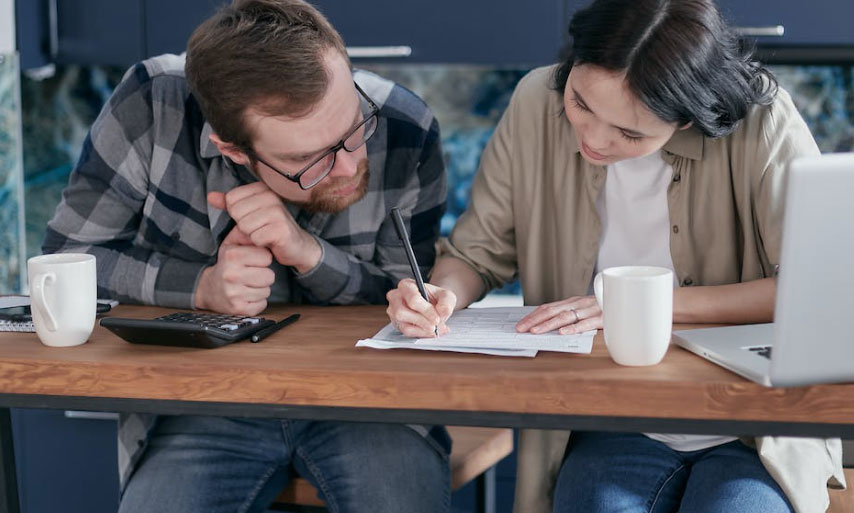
left=143, top=0, right=570, bottom=66
left=15, top=0, right=51, bottom=69
left=312, top=0, right=568, bottom=65
left=17, top=1, right=854, bottom=69
left=16, top=0, right=145, bottom=69
left=53, top=0, right=146, bottom=67
left=11, top=409, right=119, bottom=513
left=17, top=0, right=573, bottom=69
left=144, top=0, right=221, bottom=58
left=146, top=0, right=571, bottom=66
left=717, top=0, right=854, bottom=46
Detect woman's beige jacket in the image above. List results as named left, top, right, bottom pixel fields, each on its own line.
left=438, top=66, right=846, bottom=513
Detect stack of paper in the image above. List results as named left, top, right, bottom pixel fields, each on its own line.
left=357, top=306, right=595, bottom=357
left=0, top=295, right=35, bottom=333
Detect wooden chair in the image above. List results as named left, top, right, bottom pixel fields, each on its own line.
left=272, top=426, right=514, bottom=513
left=828, top=468, right=853, bottom=513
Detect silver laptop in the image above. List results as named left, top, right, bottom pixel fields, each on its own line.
left=673, top=153, right=854, bottom=387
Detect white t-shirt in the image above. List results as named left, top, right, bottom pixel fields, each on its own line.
left=595, top=151, right=736, bottom=452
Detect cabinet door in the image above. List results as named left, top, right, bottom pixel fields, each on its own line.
left=145, top=0, right=222, bottom=57
left=34, top=0, right=571, bottom=67
left=15, top=0, right=50, bottom=69
left=54, top=0, right=145, bottom=67
left=11, top=409, right=119, bottom=513
left=312, top=0, right=568, bottom=65
left=717, top=0, right=854, bottom=45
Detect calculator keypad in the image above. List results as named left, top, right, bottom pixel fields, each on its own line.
left=156, top=313, right=264, bottom=332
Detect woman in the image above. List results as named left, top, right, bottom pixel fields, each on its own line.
left=386, top=0, right=845, bottom=511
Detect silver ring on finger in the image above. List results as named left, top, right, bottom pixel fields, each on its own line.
left=570, top=307, right=580, bottom=323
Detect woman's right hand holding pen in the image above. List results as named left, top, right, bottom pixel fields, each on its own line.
left=386, top=279, right=456, bottom=338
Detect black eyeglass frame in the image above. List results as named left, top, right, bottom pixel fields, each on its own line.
left=249, top=82, right=379, bottom=190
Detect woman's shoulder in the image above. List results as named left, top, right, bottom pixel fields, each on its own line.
left=497, top=65, right=570, bottom=146
left=735, top=86, right=814, bottom=147
left=514, top=66, right=557, bottom=96
left=693, top=84, right=819, bottom=208
left=715, top=85, right=819, bottom=168
left=508, top=65, right=565, bottom=114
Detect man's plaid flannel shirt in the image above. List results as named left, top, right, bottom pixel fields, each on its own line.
left=43, top=54, right=448, bottom=488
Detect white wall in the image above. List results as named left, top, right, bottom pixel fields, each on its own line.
left=0, top=0, right=15, bottom=54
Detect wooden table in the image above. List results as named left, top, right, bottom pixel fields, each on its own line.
left=2, top=304, right=854, bottom=513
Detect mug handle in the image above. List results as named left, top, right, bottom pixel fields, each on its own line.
left=31, top=272, right=58, bottom=332
left=593, top=272, right=604, bottom=310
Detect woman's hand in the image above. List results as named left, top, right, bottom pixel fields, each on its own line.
left=516, top=296, right=602, bottom=335
left=386, top=279, right=457, bottom=338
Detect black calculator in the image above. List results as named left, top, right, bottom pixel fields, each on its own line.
left=100, top=312, right=276, bottom=349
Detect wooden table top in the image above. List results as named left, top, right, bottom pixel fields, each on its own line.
left=0, top=304, right=852, bottom=430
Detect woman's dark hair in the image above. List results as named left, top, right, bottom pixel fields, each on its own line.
left=553, top=0, right=777, bottom=138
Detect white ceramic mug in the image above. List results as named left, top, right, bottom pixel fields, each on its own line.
left=593, top=266, right=674, bottom=366
left=27, top=253, right=97, bottom=347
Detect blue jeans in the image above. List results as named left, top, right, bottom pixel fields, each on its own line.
left=118, top=416, right=450, bottom=513
left=553, top=431, right=794, bottom=513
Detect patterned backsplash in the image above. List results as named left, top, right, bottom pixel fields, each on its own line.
left=1, top=61, right=852, bottom=294
left=0, top=54, right=24, bottom=294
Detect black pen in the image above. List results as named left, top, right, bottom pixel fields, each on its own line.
left=250, top=313, right=300, bottom=343
left=390, top=207, right=439, bottom=337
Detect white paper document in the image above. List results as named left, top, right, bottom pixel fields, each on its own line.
left=0, top=320, right=35, bottom=333
left=357, top=338, right=538, bottom=357
left=356, top=306, right=595, bottom=357
left=0, top=295, right=34, bottom=332
left=0, top=296, right=119, bottom=333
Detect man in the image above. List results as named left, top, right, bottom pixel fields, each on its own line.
left=43, top=1, right=449, bottom=511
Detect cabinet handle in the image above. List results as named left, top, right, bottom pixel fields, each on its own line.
left=63, top=411, right=119, bottom=421
left=733, top=25, right=785, bottom=38
left=47, top=0, right=59, bottom=58
left=346, top=46, right=413, bottom=59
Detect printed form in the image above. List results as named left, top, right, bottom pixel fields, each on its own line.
left=357, top=306, right=595, bottom=357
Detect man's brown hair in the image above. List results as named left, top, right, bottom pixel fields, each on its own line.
left=186, top=0, right=348, bottom=151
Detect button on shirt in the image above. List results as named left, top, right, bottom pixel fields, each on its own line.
left=437, top=65, right=842, bottom=513
left=594, top=150, right=736, bottom=451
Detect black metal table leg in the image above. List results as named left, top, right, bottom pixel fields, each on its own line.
left=0, top=408, right=20, bottom=513
left=475, top=465, right=497, bottom=513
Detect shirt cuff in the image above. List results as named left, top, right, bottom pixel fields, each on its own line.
left=153, top=257, right=209, bottom=309
left=293, top=235, right=350, bottom=303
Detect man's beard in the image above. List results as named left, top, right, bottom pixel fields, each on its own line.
left=298, top=158, right=370, bottom=214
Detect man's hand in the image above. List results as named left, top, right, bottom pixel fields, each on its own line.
left=194, top=226, right=276, bottom=316
left=208, top=182, right=321, bottom=273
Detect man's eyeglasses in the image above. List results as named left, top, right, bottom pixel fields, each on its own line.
left=251, top=82, right=379, bottom=190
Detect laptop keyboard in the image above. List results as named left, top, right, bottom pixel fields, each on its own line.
left=746, top=345, right=772, bottom=359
